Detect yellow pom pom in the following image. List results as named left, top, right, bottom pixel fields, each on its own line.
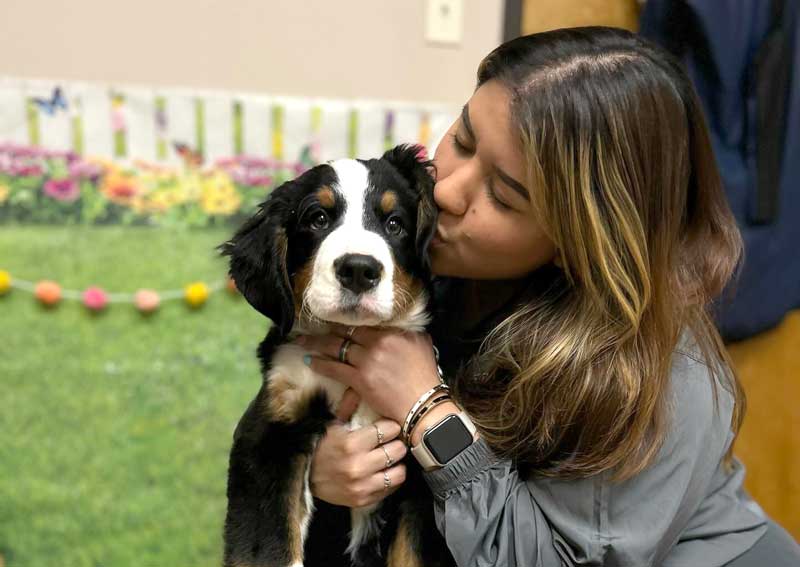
left=0, top=270, right=11, bottom=295
left=184, top=282, right=209, bottom=308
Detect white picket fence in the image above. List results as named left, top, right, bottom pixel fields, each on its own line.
left=0, top=76, right=459, bottom=166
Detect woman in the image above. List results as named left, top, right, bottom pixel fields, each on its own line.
left=297, top=28, right=800, bottom=566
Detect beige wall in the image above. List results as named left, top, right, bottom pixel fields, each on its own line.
left=0, top=0, right=504, bottom=104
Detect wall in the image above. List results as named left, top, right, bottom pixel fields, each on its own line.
left=0, top=0, right=504, bottom=104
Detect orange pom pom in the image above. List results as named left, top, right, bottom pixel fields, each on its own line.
left=35, top=280, right=62, bottom=306
left=134, top=289, right=161, bottom=313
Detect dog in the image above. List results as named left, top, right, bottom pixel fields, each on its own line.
left=218, top=144, right=456, bottom=567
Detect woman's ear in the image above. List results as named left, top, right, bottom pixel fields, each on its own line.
left=217, top=197, right=295, bottom=336
left=381, top=144, right=438, bottom=272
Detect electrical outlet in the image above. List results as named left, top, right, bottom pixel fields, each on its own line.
left=425, top=0, right=463, bottom=46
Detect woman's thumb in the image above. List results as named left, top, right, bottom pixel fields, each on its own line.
left=335, top=388, right=361, bottom=422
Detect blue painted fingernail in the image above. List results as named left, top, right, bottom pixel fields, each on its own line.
left=303, top=354, right=312, bottom=366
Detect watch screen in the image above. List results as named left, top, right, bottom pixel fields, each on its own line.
left=425, top=415, right=472, bottom=464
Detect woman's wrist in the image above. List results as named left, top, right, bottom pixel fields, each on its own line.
left=409, top=401, right=480, bottom=447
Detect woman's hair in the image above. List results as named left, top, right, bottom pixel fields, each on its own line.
left=453, top=27, right=745, bottom=480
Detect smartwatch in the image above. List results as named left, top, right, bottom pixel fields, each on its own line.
left=410, top=411, right=477, bottom=470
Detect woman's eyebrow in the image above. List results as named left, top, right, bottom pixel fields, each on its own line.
left=461, top=104, right=476, bottom=139
left=496, top=168, right=530, bottom=201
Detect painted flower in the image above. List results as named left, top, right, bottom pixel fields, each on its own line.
left=200, top=171, right=242, bottom=215
left=43, top=178, right=80, bottom=202
left=101, top=170, right=142, bottom=206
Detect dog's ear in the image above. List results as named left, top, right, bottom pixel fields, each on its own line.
left=381, top=144, right=438, bottom=272
left=217, top=189, right=295, bottom=336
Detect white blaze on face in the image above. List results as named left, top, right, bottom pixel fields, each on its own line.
left=303, top=159, right=397, bottom=326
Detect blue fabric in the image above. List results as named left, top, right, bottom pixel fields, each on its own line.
left=640, top=0, right=800, bottom=341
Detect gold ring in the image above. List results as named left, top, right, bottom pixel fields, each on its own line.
left=373, top=423, right=384, bottom=445
left=381, top=444, right=393, bottom=467
left=383, top=470, right=391, bottom=490
left=338, top=338, right=352, bottom=364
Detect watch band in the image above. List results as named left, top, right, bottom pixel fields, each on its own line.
left=410, top=410, right=477, bottom=470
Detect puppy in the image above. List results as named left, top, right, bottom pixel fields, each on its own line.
left=219, top=145, right=455, bottom=567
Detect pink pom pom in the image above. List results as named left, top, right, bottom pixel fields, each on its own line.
left=83, top=286, right=108, bottom=311
left=134, top=289, right=160, bottom=313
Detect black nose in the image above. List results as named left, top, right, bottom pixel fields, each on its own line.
left=334, top=254, right=383, bottom=294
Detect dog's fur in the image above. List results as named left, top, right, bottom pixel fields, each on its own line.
left=219, top=145, right=456, bottom=567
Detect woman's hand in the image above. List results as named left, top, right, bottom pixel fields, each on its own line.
left=309, top=388, right=409, bottom=508
left=296, top=325, right=443, bottom=426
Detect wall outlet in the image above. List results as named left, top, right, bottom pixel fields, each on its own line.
left=425, top=0, right=463, bottom=46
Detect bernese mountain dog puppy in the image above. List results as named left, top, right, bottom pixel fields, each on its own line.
left=218, top=145, right=456, bottom=567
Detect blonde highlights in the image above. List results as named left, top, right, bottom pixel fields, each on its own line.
left=454, top=28, right=745, bottom=480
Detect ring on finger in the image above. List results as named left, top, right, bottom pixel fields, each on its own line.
left=373, top=423, right=384, bottom=445
left=383, top=469, right=391, bottom=491
left=381, top=444, right=394, bottom=468
left=338, top=338, right=352, bottom=364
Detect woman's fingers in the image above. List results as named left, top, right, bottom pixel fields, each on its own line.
left=335, top=388, right=361, bottom=422
left=349, top=418, right=403, bottom=453
left=299, top=334, right=366, bottom=366
left=366, top=439, right=408, bottom=473
left=365, top=463, right=407, bottom=500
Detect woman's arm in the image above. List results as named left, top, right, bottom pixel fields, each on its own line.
left=417, top=352, right=769, bottom=567
left=421, top=437, right=567, bottom=567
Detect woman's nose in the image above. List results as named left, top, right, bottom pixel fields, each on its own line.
left=433, top=163, right=476, bottom=217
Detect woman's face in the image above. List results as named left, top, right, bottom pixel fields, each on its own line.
left=429, top=80, right=556, bottom=280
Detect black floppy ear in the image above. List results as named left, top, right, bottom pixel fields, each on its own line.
left=217, top=190, right=295, bottom=336
left=381, top=144, right=438, bottom=272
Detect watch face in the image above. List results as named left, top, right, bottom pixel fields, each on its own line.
left=424, top=415, right=472, bottom=464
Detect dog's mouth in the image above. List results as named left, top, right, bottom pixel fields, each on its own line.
left=301, top=289, right=391, bottom=327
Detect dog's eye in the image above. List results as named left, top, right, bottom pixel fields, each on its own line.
left=385, top=216, right=405, bottom=236
left=308, top=211, right=329, bottom=230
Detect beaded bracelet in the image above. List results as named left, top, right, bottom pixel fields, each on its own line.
left=405, top=393, right=453, bottom=445
left=401, top=383, right=450, bottom=442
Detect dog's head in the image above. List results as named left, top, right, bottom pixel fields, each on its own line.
left=219, top=144, right=437, bottom=336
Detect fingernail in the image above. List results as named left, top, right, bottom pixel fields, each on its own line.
left=303, top=354, right=312, bottom=366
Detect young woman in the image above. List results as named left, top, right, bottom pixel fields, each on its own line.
left=296, top=27, right=800, bottom=566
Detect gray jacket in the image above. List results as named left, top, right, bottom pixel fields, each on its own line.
left=421, top=346, right=768, bottom=566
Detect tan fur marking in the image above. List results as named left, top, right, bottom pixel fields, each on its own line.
left=286, top=453, right=311, bottom=565
left=381, top=190, right=398, bottom=214
left=266, top=375, right=318, bottom=423
left=292, top=256, right=315, bottom=320
left=387, top=512, right=422, bottom=567
left=317, top=185, right=335, bottom=208
left=391, top=262, right=424, bottom=319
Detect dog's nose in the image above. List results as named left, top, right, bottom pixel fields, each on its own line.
left=334, top=254, right=383, bottom=294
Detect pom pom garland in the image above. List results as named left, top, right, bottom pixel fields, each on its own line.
left=2, top=269, right=235, bottom=315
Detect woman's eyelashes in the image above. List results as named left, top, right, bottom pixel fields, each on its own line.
left=451, top=132, right=472, bottom=156
left=485, top=179, right=512, bottom=211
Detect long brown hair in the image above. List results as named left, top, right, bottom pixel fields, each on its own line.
left=452, top=27, right=745, bottom=480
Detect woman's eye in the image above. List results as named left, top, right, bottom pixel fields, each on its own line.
left=308, top=211, right=329, bottom=230
left=451, top=133, right=473, bottom=156
left=385, top=216, right=405, bottom=236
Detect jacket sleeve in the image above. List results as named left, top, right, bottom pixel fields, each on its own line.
left=420, top=351, right=768, bottom=567
left=422, top=438, right=566, bottom=566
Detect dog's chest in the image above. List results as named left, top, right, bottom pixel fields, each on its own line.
left=266, top=343, right=380, bottom=427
